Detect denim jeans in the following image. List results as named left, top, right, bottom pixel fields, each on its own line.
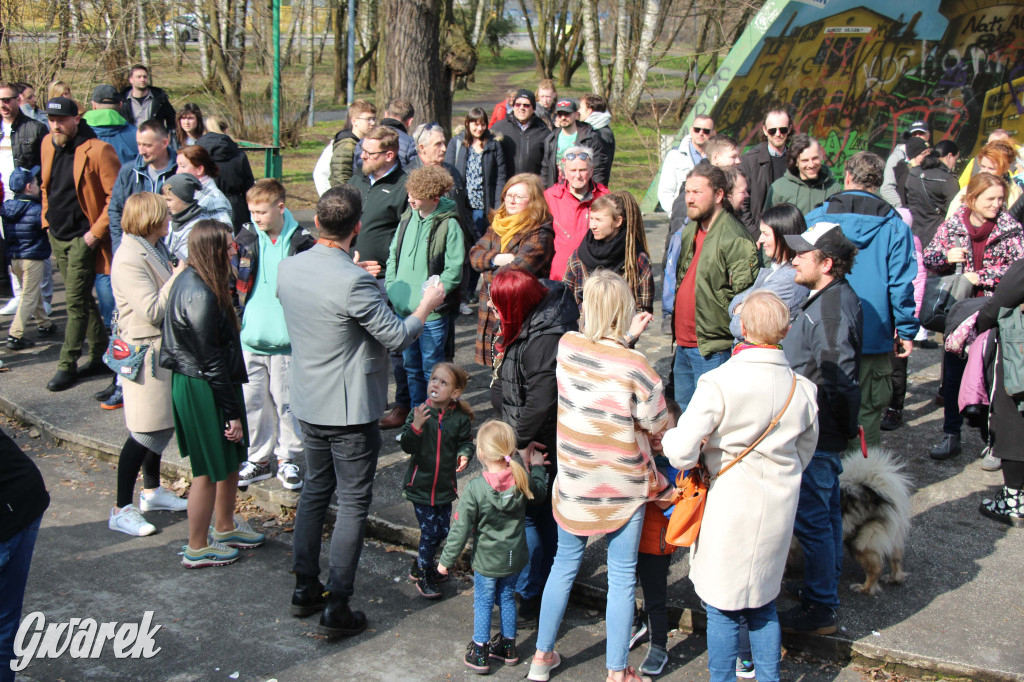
left=94, top=273, right=115, bottom=329
left=673, top=346, right=730, bottom=409
left=515, top=497, right=558, bottom=599
left=292, top=420, right=381, bottom=599
left=0, top=515, right=42, bottom=682
left=403, top=315, right=449, bottom=408
left=792, top=449, right=843, bottom=609
left=536, top=506, right=644, bottom=671
left=474, top=572, right=518, bottom=643
left=704, top=601, right=781, bottom=682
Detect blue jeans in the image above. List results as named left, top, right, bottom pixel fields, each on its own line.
left=673, top=346, right=730, bottom=409
left=704, top=601, right=781, bottom=682
left=474, top=572, right=518, bottom=643
left=94, top=273, right=114, bottom=329
left=403, top=315, right=449, bottom=408
left=515, top=499, right=557, bottom=599
left=0, top=515, right=42, bottom=682
left=292, top=420, right=381, bottom=599
left=792, top=449, right=843, bottom=609
left=536, top=506, right=644, bottom=671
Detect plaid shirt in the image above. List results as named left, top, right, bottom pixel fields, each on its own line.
left=196, top=177, right=234, bottom=226
left=469, top=221, right=555, bottom=366
left=563, top=251, right=654, bottom=315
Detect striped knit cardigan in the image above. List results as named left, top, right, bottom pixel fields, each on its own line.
left=553, top=331, right=671, bottom=536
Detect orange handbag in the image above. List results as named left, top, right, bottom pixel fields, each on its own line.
left=665, top=374, right=797, bottom=547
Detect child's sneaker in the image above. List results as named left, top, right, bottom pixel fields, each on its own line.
left=488, top=632, right=519, bottom=664
left=629, top=609, right=649, bottom=649
left=414, top=573, right=442, bottom=599
left=276, top=461, right=303, bottom=490
left=640, top=644, right=668, bottom=675
left=409, top=558, right=423, bottom=581
left=238, top=460, right=272, bottom=486
left=108, top=505, right=156, bottom=536
left=181, top=540, right=239, bottom=568
left=464, top=640, right=490, bottom=674
left=139, top=486, right=187, bottom=512
left=736, top=657, right=756, bottom=679
left=209, top=517, right=266, bottom=548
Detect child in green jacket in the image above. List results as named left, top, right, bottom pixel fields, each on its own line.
left=399, top=362, right=474, bottom=599
left=438, top=419, right=547, bottom=674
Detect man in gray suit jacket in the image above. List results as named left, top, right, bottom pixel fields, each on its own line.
left=277, top=185, right=445, bottom=638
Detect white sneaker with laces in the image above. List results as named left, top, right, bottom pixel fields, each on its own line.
left=109, top=504, right=157, bottom=536
left=277, top=461, right=303, bottom=490
left=139, top=486, right=188, bottom=512
left=459, top=302, right=473, bottom=316
left=0, top=297, right=20, bottom=315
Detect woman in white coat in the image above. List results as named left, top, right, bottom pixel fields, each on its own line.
left=662, top=290, right=819, bottom=682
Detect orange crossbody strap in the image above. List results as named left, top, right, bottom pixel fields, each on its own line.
left=715, top=373, right=797, bottom=479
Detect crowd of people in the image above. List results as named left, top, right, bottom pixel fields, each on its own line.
left=3, top=67, right=1024, bottom=682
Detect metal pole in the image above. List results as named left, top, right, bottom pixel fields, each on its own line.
left=273, top=0, right=281, bottom=148
left=346, top=0, right=355, bottom=105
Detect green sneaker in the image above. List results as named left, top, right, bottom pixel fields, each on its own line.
left=181, top=540, right=239, bottom=568
left=209, top=517, right=266, bottom=548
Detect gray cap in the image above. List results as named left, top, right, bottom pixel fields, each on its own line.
left=90, top=85, right=120, bottom=104
left=163, top=173, right=202, bottom=203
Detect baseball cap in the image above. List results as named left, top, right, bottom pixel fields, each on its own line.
left=907, top=120, right=929, bottom=134
left=90, top=85, right=120, bottom=104
left=8, top=166, right=39, bottom=193
left=784, top=222, right=856, bottom=261
left=46, top=97, right=78, bottom=117
left=554, top=99, right=577, bottom=114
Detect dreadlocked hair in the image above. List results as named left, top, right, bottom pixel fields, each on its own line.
left=590, top=191, right=650, bottom=297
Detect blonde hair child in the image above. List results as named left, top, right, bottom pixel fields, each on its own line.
left=437, top=420, right=547, bottom=673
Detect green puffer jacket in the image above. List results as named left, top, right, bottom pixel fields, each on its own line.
left=766, top=169, right=840, bottom=215
left=675, top=210, right=760, bottom=355
left=399, top=404, right=474, bottom=506
left=439, top=465, right=547, bottom=577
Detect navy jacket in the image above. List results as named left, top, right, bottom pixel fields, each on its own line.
left=2, top=194, right=49, bottom=261
left=107, top=155, right=179, bottom=254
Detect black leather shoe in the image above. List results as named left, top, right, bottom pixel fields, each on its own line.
left=316, top=594, right=367, bottom=638
left=929, top=433, right=962, bottom=460
left=37, top=323, right=57, bottom=338
left=291, top=574, right=328, bottom=617
left=94, top=377, right=118, bottom=401
left=79, top=358, right=112, bottom=378
left=6, top=336, right=35, bottom=351
left=46, top=369, right=77, bottom=392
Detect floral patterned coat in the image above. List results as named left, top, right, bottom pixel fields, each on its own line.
left=923, top=206, right=1024, bottom=295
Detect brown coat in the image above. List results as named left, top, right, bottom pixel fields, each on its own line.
left=111, top=237, right=181, bottom=433
left=468, top=220, right=555, bottom=366
left=40, top=131, right=121, bottom=275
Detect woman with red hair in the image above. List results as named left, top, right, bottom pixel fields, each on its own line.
left=488, top=264, right=578, bottom=623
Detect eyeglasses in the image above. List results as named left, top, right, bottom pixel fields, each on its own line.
left=361, top=149, right=387, bottom=158
left=513, top=102, right=533, bottom=109
left=766, top=126, right=790, bottom=136
left=354, top=116, right=376, bottom=123
left=0, top=97, right=17, bottom=105
left=692, top=127, right=712, bottom=135
left=563, top=152, right=590, bottom=162
left=505, top=194, right=530, bottom=203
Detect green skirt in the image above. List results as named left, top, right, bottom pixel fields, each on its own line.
left=171, top=372, right=249, bottom=482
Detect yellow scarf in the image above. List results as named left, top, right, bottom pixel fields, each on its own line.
left=491, top=211, right=531, bottom=252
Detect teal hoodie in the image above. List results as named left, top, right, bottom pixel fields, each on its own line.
left=239, top=209, right=300, bottom=354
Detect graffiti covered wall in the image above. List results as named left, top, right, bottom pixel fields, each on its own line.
left=643, top=0, right=1024, bottom=209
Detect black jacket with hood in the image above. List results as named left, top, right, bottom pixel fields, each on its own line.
left=118, top=85, right=177, bottom=132
left=491, top=114, right=550, bottom=178
left=197, top=132, right=256, bottom=233
left=904, top=164, right=960, bottom=246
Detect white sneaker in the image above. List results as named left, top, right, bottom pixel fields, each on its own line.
left=276, top=461, right=303, bottom=490
left=109, top=504, right=157, bottom=536
left=0, top=297, right=20, bottom=315
left=43, top=301, right=52, bottom=316
left=139, top=486, right=188, bottom=512
left=459, top=302, right=473, bottom=316
left=915, top=327, right=930, bottom=342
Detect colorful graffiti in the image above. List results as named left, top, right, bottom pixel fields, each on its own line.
left=643, top=0, right=1024, bottom=209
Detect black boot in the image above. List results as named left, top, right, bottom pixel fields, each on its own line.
left=317, top=593, right=367, bottom=639
left=929, top=433, right=961, bottom=460
left=291, top=574, right=327, bottom=617
left=94, top=376, right=118, bottom=401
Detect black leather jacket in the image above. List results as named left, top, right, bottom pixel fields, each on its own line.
left=10, top=111, right=47, bottom=169
left=159, top=269, right=247, bottom=420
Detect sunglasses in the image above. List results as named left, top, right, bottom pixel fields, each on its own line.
left=0, top=96, right=17, bottom=105
left=513, top=102, right=533, bottom=109
left=692, top=127, right=712, bottom=135
left=563, top=152, right=590, bottom=162
left=766, top=126, right=790, bottom=136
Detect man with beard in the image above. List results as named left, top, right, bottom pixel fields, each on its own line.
left=671, top=163, right=759, bottom=408
left=40, top=97, right=120, bottom=392
left=492, top=89, right=550, bottom=177
left=766, top=134, right=839, bottom=215
left=539, top=99, right=608, bottom=187
left=347, top=126, right=413, bottom=430
left=782, top=222, right=863, bottom=636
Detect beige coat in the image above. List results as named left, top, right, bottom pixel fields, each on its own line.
left=662, top=348, right=819, bottom=611
left=111, top=237, right=179, bottom=433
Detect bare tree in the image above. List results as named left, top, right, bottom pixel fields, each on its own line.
left=194, top=0, right=211, bottom=81
left=619, top=0, right=659, bottom=117
left=580, top=0, right=603, bottom=95
left=304, top=0, right=315, bottom=125
left=136, top=0, right=151, bottom=67
left=610, top=0, right=628, bottom=102
left=518, top=0, right=581, bottom=80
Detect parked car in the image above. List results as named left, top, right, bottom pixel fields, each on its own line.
left=156, top=14, right=201, bottom=42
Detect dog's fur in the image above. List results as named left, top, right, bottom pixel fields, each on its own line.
left=789, top=448, right=912, bottom=596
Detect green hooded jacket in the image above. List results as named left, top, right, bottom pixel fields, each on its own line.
left=765, top=169, right=840, bottom=215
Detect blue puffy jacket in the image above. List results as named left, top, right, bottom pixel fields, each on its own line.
left=82, top=109, right=138, bottom=166
left=107, top=155, right=178, bottom=254
left=2, top=194, right=49, bottom=261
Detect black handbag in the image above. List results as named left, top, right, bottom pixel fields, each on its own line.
left=920, top=264, right=974, bottom=333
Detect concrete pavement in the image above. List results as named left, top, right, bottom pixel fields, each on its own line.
left=1, top=214, right=1021, bottom=680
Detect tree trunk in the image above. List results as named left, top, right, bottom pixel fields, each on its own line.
left=619, top=0, right=659, bottom=118
left=610, top=0, right=628, bottom=103
left=470, top=0, right=488, bottom=47
left=136, top=0, right=151, bottom=66
left=332, top=0, right=348, bottom=101
left=580, top=0, right=603, bottom=95
left=232, top=0, right=247, bottom=78
left=283, top=0, right=304, bottom=67
left=379, top=0, right=450, bottom=136
left=195, top=0, right=211, bottom=80
left=304, top=0, right=315, bottom=125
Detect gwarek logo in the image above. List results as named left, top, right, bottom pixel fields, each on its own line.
left=11, top=611, right=162, bottom=671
